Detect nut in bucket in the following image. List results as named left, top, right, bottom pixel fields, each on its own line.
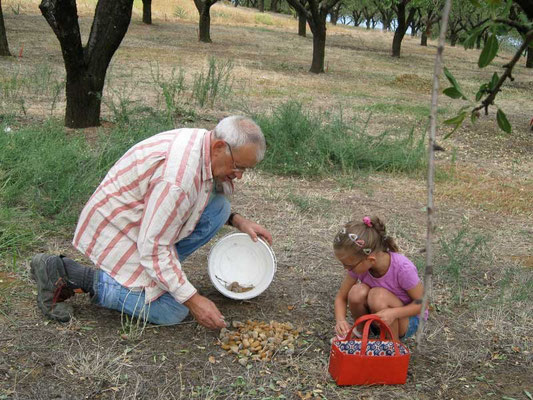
left=208, top=233, right=277, bottom=300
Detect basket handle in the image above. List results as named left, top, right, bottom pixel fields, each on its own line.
left=345, top=314, right=401, bottom=356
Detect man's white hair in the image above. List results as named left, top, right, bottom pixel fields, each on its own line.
left=213, top=116, right=266, bottom=161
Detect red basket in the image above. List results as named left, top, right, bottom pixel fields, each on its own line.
left=328, top=314, right=411, bottom=385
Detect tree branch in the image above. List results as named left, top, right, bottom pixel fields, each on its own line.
left=494, top=18, right=530, bottom=34
left=473, top=29, right=533, bottom=115
left=39, top=0, right=85, bottom=71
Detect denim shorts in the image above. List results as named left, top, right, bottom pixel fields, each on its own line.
left=401, top=315, right=420, bottom=339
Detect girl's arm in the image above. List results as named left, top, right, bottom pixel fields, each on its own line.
left=334, top=274, right=357, bottom=337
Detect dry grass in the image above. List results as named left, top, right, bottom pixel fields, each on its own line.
left=1, top=2, right=532, bottom=399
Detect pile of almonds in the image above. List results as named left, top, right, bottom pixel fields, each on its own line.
left=218, top=320, right=301, bottom=364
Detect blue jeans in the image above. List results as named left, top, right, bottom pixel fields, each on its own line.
left=92, top=194, right=231, bottom=325
left=401, top=316, right=420, bottom=339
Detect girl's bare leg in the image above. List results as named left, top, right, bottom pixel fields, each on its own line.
left=347, top=283, right=371, bottom=330
left=367, top=287, right=409, bottom=340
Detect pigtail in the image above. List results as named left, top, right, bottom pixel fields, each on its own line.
left=370, top=216, right=399, bottom=253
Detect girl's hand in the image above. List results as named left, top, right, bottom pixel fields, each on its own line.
left=375, top=308, right=398, bottom=327
left=335, top=320, right=351, bottom=338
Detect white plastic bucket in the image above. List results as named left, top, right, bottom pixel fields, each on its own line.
left=208, top=233, right=277, bottom=300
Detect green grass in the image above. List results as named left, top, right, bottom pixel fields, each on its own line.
left=256, top=101, right=427, bottom=177
left=192, top=57, right=234, bottom=108
left=437, top=224, right=489, bottom=305
left=0, top=115, right=173, bottom=234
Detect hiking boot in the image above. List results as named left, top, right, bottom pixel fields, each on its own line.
left=30, top=254, right=75, bottom=322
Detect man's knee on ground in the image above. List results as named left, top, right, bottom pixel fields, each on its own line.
left=146, top=308, right=190, bottom=326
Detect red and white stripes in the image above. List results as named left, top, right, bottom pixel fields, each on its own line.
left=73, top=129, right=214, bottom=304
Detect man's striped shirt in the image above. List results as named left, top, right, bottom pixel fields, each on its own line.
left=73, top=128, right=215, bottom=304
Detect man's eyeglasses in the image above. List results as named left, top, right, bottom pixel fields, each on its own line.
left=225, top=142, right=247, bottom=173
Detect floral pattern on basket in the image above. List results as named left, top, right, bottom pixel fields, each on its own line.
left=335, top=340, right=409, bottom=356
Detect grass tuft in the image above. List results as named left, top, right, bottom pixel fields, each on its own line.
left=192, top=57, right=234, bottom=108
left=255, top=101, right=427, bottom=177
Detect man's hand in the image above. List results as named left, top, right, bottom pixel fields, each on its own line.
left=232, top=214, right=273, bottom=245
left=184, top=293, right=226, bottom=330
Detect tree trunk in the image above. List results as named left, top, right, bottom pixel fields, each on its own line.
left=392, top=1, right=415, bottom=57
left=450, top=32, right=458, bottom=46
left=0, top=0, right=11, bottom=56
left=421, top=22, right=432, bottom=46
left=309, top=20, right=326, bottom=73
left=40, top=0, right=133, bottom=128
left=142, top=0, right=152, bottom=24
left=526, top=45, right=533, bottom=68
left=421, top=31, right=427, bottom=46
left=270, top=0, right=278, bottom=12
left=298, top=11, right=306, bottom=37
left=258, top=0, right=264, bottom=12
left=198, top=5, right=212, bottom=42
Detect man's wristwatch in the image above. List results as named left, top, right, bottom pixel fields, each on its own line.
left=227, top=212, right=240, bottom=227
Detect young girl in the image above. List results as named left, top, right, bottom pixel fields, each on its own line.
left=333, top=216, right=427, bottom=341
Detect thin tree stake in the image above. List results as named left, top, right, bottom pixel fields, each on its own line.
left=416, top=0, right=452, bottom=348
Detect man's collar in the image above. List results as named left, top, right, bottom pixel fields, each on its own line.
left=202, top=130, right=213, bottom=182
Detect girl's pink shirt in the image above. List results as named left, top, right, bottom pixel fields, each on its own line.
left=348, top=252, right=429, bottom=320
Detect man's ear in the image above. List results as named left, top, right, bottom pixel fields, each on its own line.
left=212, top=139, right=227, bottom=156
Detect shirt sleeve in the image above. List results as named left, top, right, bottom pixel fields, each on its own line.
left=397, top=257, right=421, bottom=291
left=137, top=179, right=197, bottom=303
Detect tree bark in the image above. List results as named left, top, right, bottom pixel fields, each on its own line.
left=421, top=31, right=428, bottom=46
left=286, top=0, right=339, bottom=73
left=258, top=0, right=264, bottom=12
left=40, top=0, right=134, bottom=128
left=417, top=0, right=453, bottom=349
left=142, top=0, right=152, bottom=24
left=270, top=0, right=279, bottom=13
left=298, top=11, right=306, bottom=36
left=199, top=5, right=212, bottom=42
left=391, top=1, right=416, bottom=57
left=194, top=0, right=217, bottom=43
left=527, top=45, right=533, bottom=68
left=0, top=0, right=11, bottom=56
left=450, top=32, right=458, bottom=46
left=310, top=19, right=326, bottom=73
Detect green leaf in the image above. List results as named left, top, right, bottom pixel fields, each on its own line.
left=443, top=111, right=467, bottom=139
left=463, top=24, right=487, bottom=49
left=443, top=87, right=464, bottom=99
left=524, top=390, right=532, bottom=400
left=496, top=108, right=512, bottom=133
left=443, top=112, right=467, bottom=126
left=478, top=34, right=499, bottom=68
left=443, top=67, right=460, bottom=89
left=475, top=83, right=488, bottom=101
left=468, top=0, right=482, bottom=6
left=489, top=72, right=499, bottom=90
left=471, top=111, right=479, bottom=124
